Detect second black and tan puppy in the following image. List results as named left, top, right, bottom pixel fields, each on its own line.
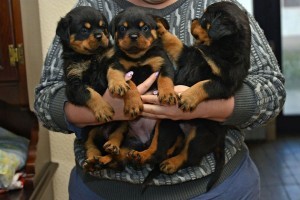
left=107, top=7, right=176, bottom=118
left=56, top=6, right=129, bottom=171
left=129, top=2, right=251, bottom=191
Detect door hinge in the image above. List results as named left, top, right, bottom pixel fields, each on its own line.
left=8, top=44, right=25, bottom=66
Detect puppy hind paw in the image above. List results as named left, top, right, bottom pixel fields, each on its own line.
left=160, top=160, right=179, bottom=174
left=103, top=141, right=120, bottom=155
left=83, top=158, right=98, bottom=172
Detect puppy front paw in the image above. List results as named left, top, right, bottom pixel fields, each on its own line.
left=177, top=93, right=199, bottom=112
left=108, top=80, right=130, bottom=96
left=156, top=22, right=168, bottom=37
left=124, top=96, right=143, bottom=118
left=158, top=90, right=177, bottom=105
left=92, top=102, right=115, bottom=122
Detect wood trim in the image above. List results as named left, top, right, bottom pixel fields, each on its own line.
left=11, top=0, right=29, bottom=106
left=30, top=162, right=59, bottom=200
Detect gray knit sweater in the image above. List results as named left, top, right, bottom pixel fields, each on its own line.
left=34, top=0, right=285, bottom=186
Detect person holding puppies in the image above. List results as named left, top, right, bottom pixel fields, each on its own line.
left=34, top=0, right=285, bottom=199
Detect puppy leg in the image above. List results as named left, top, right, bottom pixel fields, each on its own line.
left=103, top=122, right=128, bottom=155
left=128, top=119, right=179, bottom=165
left=160, top=126, right=198, bottom=174
left=83, top=127, right=113, bottom=171
left=107, top=67, right=130, bottom=97
left=177, top=80, right=210, bottom=112
left=86, top=87, right=114, bottom=122
left=156, top=22, right=184, bottom=62
left=123, top=80, right=143, bottom=118
left=84, top=127, right=101, bottom=170
left=157, top=75, right=177, bottom=105
left=127, top=121, right=160, bottom=165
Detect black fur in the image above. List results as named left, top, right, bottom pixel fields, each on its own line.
left=139, top=2, right=251, bottom=191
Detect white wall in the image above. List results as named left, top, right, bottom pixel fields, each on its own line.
left=238, top=0, right=253, bottom=14
left=281, top=7, right=300, bottom=36
left=38, top=1, right=76, bottom=200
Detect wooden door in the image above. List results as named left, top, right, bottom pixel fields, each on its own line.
left=0, top=0, right=28, bottom=107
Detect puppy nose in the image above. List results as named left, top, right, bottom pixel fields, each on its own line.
left=129, top=33, right=139, bottom=40
left=94, top=32, right=102, bottom=40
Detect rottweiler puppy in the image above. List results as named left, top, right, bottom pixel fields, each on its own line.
left=107, top=7, right=176, bottom=118
left=129, top=2, right=251, bottom=190
left=56, top=6, right=129, bottom=171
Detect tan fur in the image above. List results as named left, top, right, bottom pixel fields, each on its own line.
left=191, top=20, right=211, bottom=46
left=107, top=67, right=129, bottom=96
left=128, top=120, right=161, bottom=164
left=157, top=76, right=176, bottom=105
left=66, top=60, right=90, bottom=78
left=156, top=22, right=183, bottom=62
left=178, top=80, right=210, bottom=111
left=160, top=127, right=197, bottom=174
left=86, top=87, right=114, bottom=122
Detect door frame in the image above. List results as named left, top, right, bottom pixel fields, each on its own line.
left=253, top=0, right=300, bottom=133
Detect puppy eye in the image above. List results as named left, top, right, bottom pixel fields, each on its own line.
left=80, top=28, right=89, bottom=34
left=119, top=26, right=127, bottom=32
left=141, top=25, right=150, bottom=32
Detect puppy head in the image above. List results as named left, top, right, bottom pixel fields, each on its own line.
left=56, top=6, right=110, bottom=55
left=109, top=7, right=158, bottom=58
left=191, top=2, right=249, bottom=45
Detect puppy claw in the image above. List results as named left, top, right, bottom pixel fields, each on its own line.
left=158, top=93, right=177, bottom=105
left=156, top=22, right=168, bottom=37
left=124, top=99, right=143, bottom=118
left=83, top=158, right=97, bottom=172
left=109, top=82, right=130, bottom=97
left=127, top=150, right=141, bottom=163
left=103, top=142, right=120, bottom=155
left=160, top=161, right=178, bottom=174
left=93, top=103, right=114, bottom=123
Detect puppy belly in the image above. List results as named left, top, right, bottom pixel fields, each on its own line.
left=128, top=118, right=156, bottom=144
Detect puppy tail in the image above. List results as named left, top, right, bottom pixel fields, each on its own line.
left=141, top=164, right=161, bottom=194
left=206, top=139, right=226, bottom=191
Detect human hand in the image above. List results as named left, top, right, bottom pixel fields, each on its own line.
left=64, top=72, right=158, bottom=127
left=103, top=71, right=159, bottom=121
left=141, top=85, right=234, bottom=122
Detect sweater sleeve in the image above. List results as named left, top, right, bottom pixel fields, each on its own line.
left=223, top=11, right=286, bottom=130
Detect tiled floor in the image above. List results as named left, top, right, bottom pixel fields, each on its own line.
left=247, top=134, right=300, bottom=200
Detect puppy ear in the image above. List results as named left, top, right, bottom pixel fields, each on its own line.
left=208, top=18, right=236, bottom=40
left=153, top=15, right=170, bottom=30
left=56, top=16, right=72, bottom=43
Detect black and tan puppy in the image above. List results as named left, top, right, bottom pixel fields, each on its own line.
left=56, top=6, right=114, bottom=122
left=56, top=6, right=129, bottom=171
left=107, top=7, right=176, bottom=118
left=129, top=2, right=251, bottom=190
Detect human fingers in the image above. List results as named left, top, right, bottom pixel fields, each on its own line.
left=124, top=71, right=134, bottom=81
left=137, top=72, right=159, bottom=94
left=142, top=104, right=183, bottom=120
left=174, top=85, right=190, bottom=94
left=141, top=94, right=160, bottom=105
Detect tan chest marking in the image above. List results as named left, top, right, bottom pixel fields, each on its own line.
left=119, top=56, right=164, bottom=72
